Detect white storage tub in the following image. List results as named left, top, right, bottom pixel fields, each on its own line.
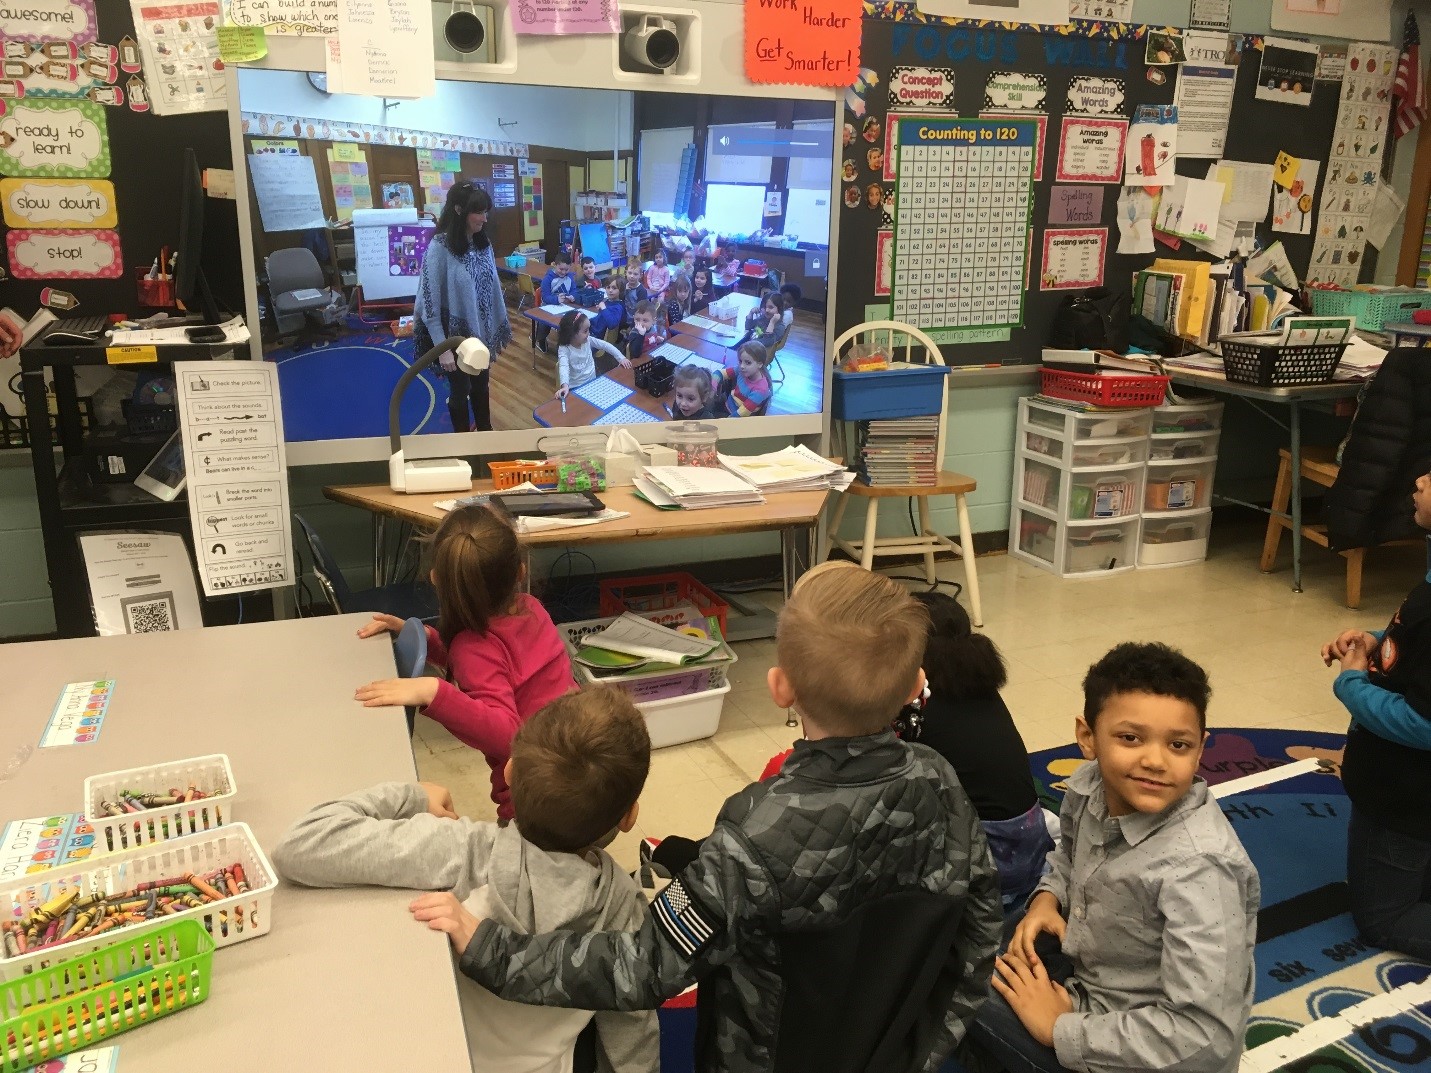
left=1139, top=510, right=1212, bottom=568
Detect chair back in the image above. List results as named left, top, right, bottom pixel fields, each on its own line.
left=517, top=273, right=537, bottom=299
left=830, top=320, right=949, bottom=462
left=292, top=512, right=352, bottom=612
left=392, top=616, right=429, bottom=736
left=266, top=247, right=325, bottom=294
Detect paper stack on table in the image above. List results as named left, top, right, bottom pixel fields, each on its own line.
left=635, top=465, right=764, bottom=509
left=718, top=445, right=854, bottom=493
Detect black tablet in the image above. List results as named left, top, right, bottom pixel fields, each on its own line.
left=489, top=491, right=605, bottom=517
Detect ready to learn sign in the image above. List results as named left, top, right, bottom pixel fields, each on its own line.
left=746, top=0, right=861, bottom=87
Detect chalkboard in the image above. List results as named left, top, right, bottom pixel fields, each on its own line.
left=834, top=14, right=1352, bottom=367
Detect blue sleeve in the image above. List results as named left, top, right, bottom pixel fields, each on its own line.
left=1335, top=670, right=1431, bottom=750
left=540, top=272, right=555, bottom=304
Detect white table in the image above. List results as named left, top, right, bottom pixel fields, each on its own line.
left=0, top=616, right=471, bottom=1070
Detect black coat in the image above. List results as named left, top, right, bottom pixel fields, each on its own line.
left=1327, top=347, right=1431, bottom=550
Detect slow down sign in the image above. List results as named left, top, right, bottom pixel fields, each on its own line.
left=888, top=66, right=956, bottom=109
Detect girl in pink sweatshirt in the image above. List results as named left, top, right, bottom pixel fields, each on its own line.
left=355, top=505, right=575, bottom=821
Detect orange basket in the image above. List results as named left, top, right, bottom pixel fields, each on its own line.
left=489, top=460, right=561, bottom=490
left=598, top=572, right=729, bottom=637
left=1039, top=367, right=1169, bottom=408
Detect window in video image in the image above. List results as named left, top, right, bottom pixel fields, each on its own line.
left=237, top=69, right=834, bottom=443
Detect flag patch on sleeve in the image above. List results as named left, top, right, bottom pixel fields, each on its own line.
left=653, top=878, right=714, bottom=958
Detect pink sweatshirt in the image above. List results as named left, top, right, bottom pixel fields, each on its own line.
left=423, top=594, right=576, bottom=820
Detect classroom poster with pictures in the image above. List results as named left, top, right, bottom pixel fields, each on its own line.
left=328, top=150, right=373, bottom=222
left=521, top=160, right=544, bottom=241
left=1308, top=42, right=1397, bottom=286
left=382, top=182, right=415, bottom=209
left=1040, top=228, right=1107, bottom=289
left=129, top=0, right=227, bottom=115
left=890, top=118, right=1036, bottom=342
left=389, top=225, right=433, bottom=277
left=1055, top=117, right=1127, bottom=184
left=981, top=112, right=1046, bottom=180
left=1256, top=38, right=1319, bottom=106
left=881, top=111, right=955, bottom=181
left=1124, top=104, right=1177, bottom=186
left=1272, top=158, right=1319, bottom=234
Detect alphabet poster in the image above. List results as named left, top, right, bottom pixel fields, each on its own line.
left=0, top=99, right=111, bottom=178
left=1040, top=227, right=1106, bottom=289
left=1055, top=116, right=1126, bottom=184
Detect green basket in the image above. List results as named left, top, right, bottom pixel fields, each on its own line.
left=1309, top=288, right=1431, bottom=332
left=1, top=920, right=212, bottom=1071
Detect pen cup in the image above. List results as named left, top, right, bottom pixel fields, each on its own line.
left=136, top=269, right=176, bottom=309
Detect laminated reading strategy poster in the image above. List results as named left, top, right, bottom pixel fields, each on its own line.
left=891, top=117, right=1036, bottom=345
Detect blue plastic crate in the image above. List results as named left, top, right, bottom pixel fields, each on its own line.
left=832, top=364, right=951, bottom=421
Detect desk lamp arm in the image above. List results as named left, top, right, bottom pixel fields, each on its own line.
left=388, top=336, right=483, bottom=454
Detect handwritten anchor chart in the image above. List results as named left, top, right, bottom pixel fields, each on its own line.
left=175, top=362, right=294, bottom=597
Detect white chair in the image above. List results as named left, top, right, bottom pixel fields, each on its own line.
left=824, top=320, right=983, bottom=626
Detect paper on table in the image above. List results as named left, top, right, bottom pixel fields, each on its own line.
left=115, top=316, right=251, bottom=347
left=539, top=304, right=588, bottom=316
left=337, top=0, right=435, bottom=100
left=1207, top=161, right=1274, bottom=223
left=515, top=508, right=629, bottom=533
left=1366, top=181, right=1407, bottom=250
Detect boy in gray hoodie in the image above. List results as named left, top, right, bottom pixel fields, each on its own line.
left=271, top=685, right=659, bottom=1073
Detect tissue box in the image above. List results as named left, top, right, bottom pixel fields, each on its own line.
left=603, top=452, right=640, bottom=487
left=643, top=444, right=677, bottom=467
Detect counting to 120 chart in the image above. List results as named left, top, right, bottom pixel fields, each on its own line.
left=892, top=118, right=1038, bottom=337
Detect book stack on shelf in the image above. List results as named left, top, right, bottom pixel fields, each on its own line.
left=857, top=415, right=940, bottom=486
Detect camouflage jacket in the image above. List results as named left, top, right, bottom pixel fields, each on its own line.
left=460, top=732, right=1003, bottom=1073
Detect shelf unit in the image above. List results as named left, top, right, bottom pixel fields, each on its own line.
left=21, top=339, right=271, bottom=637
left=1138, top=401, right=1223, bottom=569
left=1010, top=397, right=1151, bottom=579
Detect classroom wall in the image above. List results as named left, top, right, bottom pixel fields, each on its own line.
left=237, top=71, right=635, bottom=155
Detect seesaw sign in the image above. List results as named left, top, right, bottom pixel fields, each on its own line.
left=745, top=0, right=861, bottom=88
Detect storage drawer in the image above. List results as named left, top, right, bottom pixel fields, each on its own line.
left=1152, top=401, right=1223, bottom=435
left=1069, top=464, right=1144, bottom=520
left=1140, top=510, right=1212, bottom=567
left=1067, top=519, right=1139, bottom=575
left=1149, top=431, right=1219, bottom=461
left=1145, top=459, right=1215, bottom=511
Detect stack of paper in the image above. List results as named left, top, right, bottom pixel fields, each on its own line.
left=1339, top=334, right=1388, bottom=377
left=578, top=612, right=721, bottom=666
left=858, top=416, right=940, bottom=486
left=717, top=445, right=855, bottom=493
left=634, top=465, right=764, bottom=509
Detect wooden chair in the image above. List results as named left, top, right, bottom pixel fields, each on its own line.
left=823, top=321, right=984, bottom=626
left=516, top=273, right=539, bottom=366
left=1260, top=445, right=1419, bottom=609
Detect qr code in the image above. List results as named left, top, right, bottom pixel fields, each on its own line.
left=121, top=592, right=177, bottom=634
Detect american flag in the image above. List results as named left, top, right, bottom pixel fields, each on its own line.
left=1394, top=10, right=1426, bottom=139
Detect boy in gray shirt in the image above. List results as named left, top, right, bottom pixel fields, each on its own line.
left=272, top=686, right=658, bottom=1073
left=966, top=642, right=1259, bottom=1073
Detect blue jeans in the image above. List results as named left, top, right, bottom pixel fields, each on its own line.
left=956, top=926, right=1076, bottom=1073
left=1347, top=807, right=1431, bottom=961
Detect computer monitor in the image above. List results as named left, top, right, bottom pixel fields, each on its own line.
left=175, top=147, right=226, bottom=342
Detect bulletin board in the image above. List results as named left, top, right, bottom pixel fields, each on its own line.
left=835, top=9, right=1359, bottom=366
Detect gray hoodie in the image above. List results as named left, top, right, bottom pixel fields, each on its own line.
left=271, top=782, right=658, bottom=1073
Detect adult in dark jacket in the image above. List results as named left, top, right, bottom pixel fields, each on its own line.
left=1327, top=346, right=1431, bottom=551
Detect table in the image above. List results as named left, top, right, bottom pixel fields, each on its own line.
left=1166, top=367, right=1363, bottom=592
left=534, top=362, right=670, bottom=428
left=324, top=481, right=827, bottom=601
left=0, top=616, right=471, bottom=1069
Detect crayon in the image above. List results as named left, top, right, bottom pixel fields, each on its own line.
left=185, top=872, right=222, bottom=901
left=233, top=864, right=249, bottom=893
left=1, top=923, right=18, bottom=958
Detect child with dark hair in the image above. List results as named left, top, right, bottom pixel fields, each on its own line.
left=904, top=592, right=1053, bottom=922
left=625, top=301, right=667, bottom=364
left=555, top=308, right=630, bottom=400
left=353, top=506, right=576, bottom=823
left=535, top=253, right=576, bottom=354
left=274, top=685, right=658, bottom=1073
left=778, top=282, right=802, bottom=331
left=575, top=256, right=606, bottom=309
left=664, top=274, right=693, bottom=328
left=690, top=268, right=713, bottom=314
left=589, top=276, right=627, bottom=341
left=966, top=641, right=1259, bottom=1073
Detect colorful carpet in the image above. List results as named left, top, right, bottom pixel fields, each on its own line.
left=1032, top=728, right=1431, bottom=1072
left=264, top=315, right=452, bottom=442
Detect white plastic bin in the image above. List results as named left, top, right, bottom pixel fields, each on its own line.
left=1072, top=409, right=1152, bottom=441
left=1068, top=464, right=1144, bottom=520
left=1140, top=510, right=1212, bottom=567
left=1152, top=400, right=1223, bottom=435
left=1071, top=439, right=1148, bottom=467
left=1022, top=429, right=1065, bottom=463
left=1145, top=459, right=1216, bottom=511
left=1020, top=459, right=1062, bottom=512
left=1066, top=520, right=1140, bottom=575
left=1015, top=509, right=1058, bottom=565
left=639, top=683, right=732, bottom=749
left=1149, top=431, right=1220, bottom=461
left=85, top=754, right=237, bottom=852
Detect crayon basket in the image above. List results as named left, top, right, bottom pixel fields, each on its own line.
left=84, top=754, right=237, bottom=852
left=0, top=824, right=276, bottom=982
left=0, top=920, right=212, bottom=1072
left=1220, top=340, right=1346, bottom=387
left=488, top=460, right=561, bottom=490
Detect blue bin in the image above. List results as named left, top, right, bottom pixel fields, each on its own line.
left=832, top=365, right=951, bottom=421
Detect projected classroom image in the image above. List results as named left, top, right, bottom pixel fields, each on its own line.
left=236, top=70, right=834, bottom=443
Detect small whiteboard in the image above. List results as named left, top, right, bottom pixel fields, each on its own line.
left=248, top=154, right=327, bottom=233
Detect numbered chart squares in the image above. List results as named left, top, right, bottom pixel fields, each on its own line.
left=891, top=118, right=1037, bottom=333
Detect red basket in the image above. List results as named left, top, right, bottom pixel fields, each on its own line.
left=598, top=572, right=729, bottom=638
left=1039, top=367, right=1169, bottom=408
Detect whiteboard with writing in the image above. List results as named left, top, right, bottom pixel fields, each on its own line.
left=354, top=211, right=431, bottom=301
left=248, top=154, right=326, bottom=232
left=225, top=0, right=339, bottom=35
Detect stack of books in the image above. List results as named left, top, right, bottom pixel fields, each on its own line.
left=574, top=611, right=723, bottom=673
left=633, top=465, right=764, bottom=509
left=718, top=445, right=855, bottom=493
left=857, top=416, right=939, bottom=486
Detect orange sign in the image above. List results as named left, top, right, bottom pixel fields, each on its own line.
left=744, top=0, right=861, bottom=88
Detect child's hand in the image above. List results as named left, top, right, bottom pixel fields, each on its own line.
left=357, top=613, right=406, bottom=639
left=419, top=782, right=457, bottom=819
left=991, top=953, right=1074, bottom=1047
left=1010, top=891, right=1066, bottom=966
left=355, top=677, right=440, bottom=709
left=556, top=384, right=569, bottom=400
left=1340, top=640, right=1370, bottom=673
left=1322, top=629, right=1378, bottom=666
left=618, top=355, right=632, bottom=369
left=410, top=891, right=480, bottom=953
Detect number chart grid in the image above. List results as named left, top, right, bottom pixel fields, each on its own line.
left=892, top=118, right=1037, bottom=336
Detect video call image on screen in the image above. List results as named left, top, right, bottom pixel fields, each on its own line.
left=236, top=70, right=834, bottom=445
